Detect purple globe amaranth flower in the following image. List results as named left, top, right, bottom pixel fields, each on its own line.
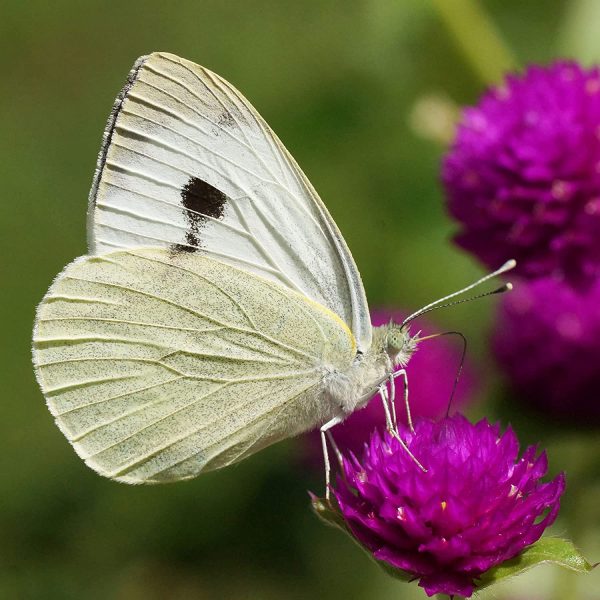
left=443, top=61, right=600, bottom=285
left=333, top=415, right=565, bottom=598
left=493, top=275, right=600, bottom=421
left=304, top=309, right=479, bottom=460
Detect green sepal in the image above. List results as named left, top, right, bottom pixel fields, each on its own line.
left=310, top=494, right=413, bottom=583
left=476, top=537, right=595, bottom=590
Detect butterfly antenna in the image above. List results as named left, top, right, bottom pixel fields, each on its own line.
left=401, top=259, right=516, bottom=327
left=416, top=330, right=466, bottom=416
left=446, top=332, right=467, bottom=416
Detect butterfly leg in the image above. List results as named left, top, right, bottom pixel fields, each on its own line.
left=380, top=383, right=426, bottom=472
left=392, top=369, right=413, bottom=433
left=387, top=374, right=398, bottom=431
left=320, top=414, right=344, bottom=501
left=379, top=383, right=395, bottom=432
left=326, top=428, right=345, bottom=487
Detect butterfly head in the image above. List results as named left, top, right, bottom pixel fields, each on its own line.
left=384, top=323, right=419, bottom=367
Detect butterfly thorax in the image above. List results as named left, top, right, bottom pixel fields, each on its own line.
left=323, top=323, right=418, bottom=418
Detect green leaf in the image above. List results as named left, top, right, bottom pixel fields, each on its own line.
left=476, top=537, right=595, bottom=590
left=310, top=495, right=413, bottom=583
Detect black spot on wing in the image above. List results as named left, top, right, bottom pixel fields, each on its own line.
left=174, top=177, right=227, bottom=253
left=217, top=111, right=236, bottom=128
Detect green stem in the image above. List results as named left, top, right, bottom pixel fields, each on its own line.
left=431, top=0, right=519, bottom=85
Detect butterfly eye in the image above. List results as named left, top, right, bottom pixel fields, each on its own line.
left=386, top=328, right=407, bottom=355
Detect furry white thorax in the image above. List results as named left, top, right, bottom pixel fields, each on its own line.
left=323, top=322, right=418, bottom=418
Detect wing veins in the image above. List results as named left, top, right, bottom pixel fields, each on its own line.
left=42, top=317, right=293, bottom=364
left=226, top=197, right=305, bottom=293
left=130, top=251, right=322, bottom=359
left=99, top=188, right=252, bottom=238
left=62, top=273, right=316, bottom=361
left=38, top=357, right=167, bottom=368
left=159, top=349, right=292, bottom=366
left=58, top=376, right=183, bottom=419
left=95, top=221, right=288, bottom=278
left=85, top=381, right=230, bottom=461
left=111, top=134, right=328, bottom=233
left=94, top=238, right=124, bottom=249
left=135, top=59, right=326, bottom=221
left=43, top=374, right=136, bottom=395
left=70, top=377, right=186, bottom=440
left=247, top=197, right=325, bottom=291
left=40, top=316, right=226, bottom=335
left=35, top=334, right=171, bottom=351
left=126, top=87, right=258, bottom=157
left=100, top=183, right=306, bottom=291
left=104, top=161, right=182, bottom=191
left=183, top=60, right=291, bottom=186
left=134, top=378, right=319, bottom=480
left=139, top=66, right=257, bottom=152
left=131, top=251, right=258, bottom=330
left=115, top=121, right=282, bottom=190
left=204, top=66, right=293, bottom=189
left=151, top=58, right=255, bottom=152
left=44, top=295, right=124, bottom=307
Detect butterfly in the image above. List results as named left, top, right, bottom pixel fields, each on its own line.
left=32, top=52, right=513, bottom=486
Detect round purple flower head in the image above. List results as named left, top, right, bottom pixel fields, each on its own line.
left=333, top=415, right=565, bottom=598
left=493, top=275, right=600, bottom=421
left=443, top=62, right=600, bottom=285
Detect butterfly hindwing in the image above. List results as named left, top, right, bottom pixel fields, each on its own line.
left=33, top=248, right=356, bottom=483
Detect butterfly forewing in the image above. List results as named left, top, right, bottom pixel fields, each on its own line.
left=88, top=52, right=371, bottom=351
left=33, top=249, right=356, bottom=483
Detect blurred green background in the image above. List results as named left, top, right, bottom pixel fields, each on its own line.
left=1, top=1, right=599, bottom=598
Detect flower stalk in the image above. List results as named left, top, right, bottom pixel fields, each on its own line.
left=431, top=0, right=518, bottom=85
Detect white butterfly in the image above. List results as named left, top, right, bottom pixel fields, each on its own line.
left=32, top=52, right=513, bottom=485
